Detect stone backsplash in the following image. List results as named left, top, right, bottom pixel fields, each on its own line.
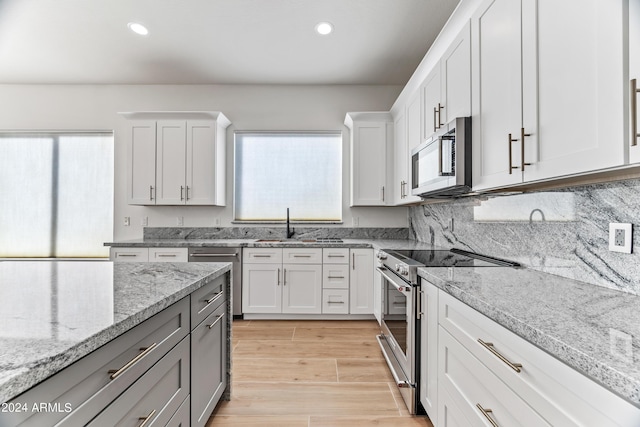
left=409, top=179, right=640, bottom=295
left=144, top=226, right=409, bottom=241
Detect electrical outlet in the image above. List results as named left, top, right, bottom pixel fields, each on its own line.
left=177, top=216, right=184, bottom=226
left=123, top=216, right=130, bottom=226
left=609, top=223, right=632, bottom=253
left=214, top=217, right=221, bottom=226
left=448, top=218, right=454, bottom=232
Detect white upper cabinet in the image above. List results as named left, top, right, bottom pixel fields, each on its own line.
left=423, top=22, right=471, bottom=142
left=345, top=112, right=393, bottom=206
left=123, top=112, right=230, bottom=206
left=629, top=0, right=640, bottom=163
left=472, top=0, right=626, bottom=191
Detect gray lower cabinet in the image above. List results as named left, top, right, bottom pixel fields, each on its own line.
left=191, top=286, right=227, bottom=427
left=87, top=337, right=190, bottom=426
left=2, top=272, right=230, bottom=427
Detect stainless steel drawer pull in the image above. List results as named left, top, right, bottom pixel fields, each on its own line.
left=327, top=301, right=345, bottom=304
left=476, top=404, right=499, bottom=427
left=157, top=254, right=176, bottom=257
left=109, top=343, right=157, bottom=380
left=117, top=254, right=138, bottom=257
left=293, top=255, right=312, bottom=258
left=327, top=254, right=345, bottom=258
left=205, top=291, right=224, bottom=305
left=149, top=185, right=154, bottom=201
left=328, top=276, right=345, bottom=279
left=253, top=254, right=272, bottom=258
left=207, top=313, right=225, bottom=329
left=138, top=409, right=157, bottom=427
left=478, top=339, right=522, bottom=373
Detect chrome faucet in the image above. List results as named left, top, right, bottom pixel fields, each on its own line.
left=286, top=208, right=295, bottom=238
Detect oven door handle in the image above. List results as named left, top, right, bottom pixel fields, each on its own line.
left=376, top=267, right=411, bottom=293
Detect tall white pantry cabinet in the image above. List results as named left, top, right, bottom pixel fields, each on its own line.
left=122, top=111, right=230, bottom=206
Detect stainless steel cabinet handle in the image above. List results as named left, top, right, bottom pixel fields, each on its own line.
left=149, top=185, right=154, bottom=201
left=328, top=276, right=345, bottom=279
left=476, top=404, right=499, bottom=427
left=283, top=268, right=287, bottom=286
left=632, top=79, right=640, bottom=147
left=327, top=301, right=345, bottom=304
left=138, top=409, right=157, bottom=427
left=433, top=106, right=438, bottom=132
left=253, top=254, right=272, bottom=258
left=381, top=186, right=385, bottom=202
left=180, top=186, right=185, bottom=201
left=207, top=313, right=225, bottom=329
left=327, top=254, right=345, bottom=258
left=478, top=339, right=523, bottom=373
left=277, top=268, right=281, bottom=286
left=117, top=253, right=138, bottom=257
left=352, top=253, right=355, bottom=270
left=437, top=103, right=444, bottom=129
left=186, top=185, right=190, bottom=201
left=520, top=128, right=532, bottom=172
left=108, top=343, right=157, bottom=380
left=508, top=133, right=518, bottom=174
left=293, top=255, right=311, bottom=258
left=157, top=254, right=176, bottom=257
left=205, top=291, right=224, bottom=305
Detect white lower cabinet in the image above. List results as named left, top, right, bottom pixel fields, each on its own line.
left=433, top=290, right=640, bottom=427
left=242, top=247, right=374, bottom=317
left=110, top=247, right=149, bottom=262
left=419, top=282, right=438, bottom=420
left=110, top=247, right=188, bottom=263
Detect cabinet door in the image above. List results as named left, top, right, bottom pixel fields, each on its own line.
left=156, top=120, right=187, bottom=205
left=422, top=66, right=442, bottom=140
left=393, top=109, right=408, bottom=205
left=282, top=264, right=322, bottom=314
left=373, top=266, right=382, bottom=324
left=631, top=0, right=640, bottom=163
left=110, top=247, right=149, bottom=262
left=351, top=122, right=388, bottom=206
left=420, top=281, right=439, bottom=420
left=148, top=247, right=188, bottom=262
left=522, top=0, right=625, bottom=181
left=471, top=0, right=524, bottom=191
left=186, top=120, right=217, bottom=205
left=349, top=249, right=374, bottom=314
left=191, top=303, right=226, bottom=427
left=242, top=263, right=282, bottom=313
left=440, top=21, right=471, bottom=124
left=127, top=121, right=156, bottom=205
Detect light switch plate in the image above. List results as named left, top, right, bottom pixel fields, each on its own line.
left=609, top=223, right=632, bottom=253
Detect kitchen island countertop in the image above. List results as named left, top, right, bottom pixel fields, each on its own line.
left=419, top=265, right=640, bottom=407
left=0, top=260, right=231, bottom=403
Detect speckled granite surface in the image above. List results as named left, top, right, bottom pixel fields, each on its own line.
left=0, top=261, right=231, bottom=403
left=419, top=266, right=640, bottom=406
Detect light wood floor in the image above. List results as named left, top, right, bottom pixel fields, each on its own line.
left=207, top=319, right=434, bottom=427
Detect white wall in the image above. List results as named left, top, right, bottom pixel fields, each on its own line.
left=0, top=84, right=409, bottom=240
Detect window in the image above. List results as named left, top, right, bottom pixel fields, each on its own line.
left=234, top=132, right=342, bottom=222
left=0, top=132, right=114, bottom=258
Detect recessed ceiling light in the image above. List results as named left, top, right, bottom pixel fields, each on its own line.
left=128, top=22, right=149, bottom=36
left=315, top=22, right=334, bottom=36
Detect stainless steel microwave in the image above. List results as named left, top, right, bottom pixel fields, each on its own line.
left=410, top=116, right=471, bottom=198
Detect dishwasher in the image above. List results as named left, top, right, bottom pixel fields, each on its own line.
left=188, top=247, right=242, bottom=317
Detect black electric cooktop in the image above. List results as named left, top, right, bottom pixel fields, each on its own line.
left=386, top=248, right=520, bottom=268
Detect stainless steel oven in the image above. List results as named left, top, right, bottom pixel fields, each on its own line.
left=376, top=248, right=520, bottom=416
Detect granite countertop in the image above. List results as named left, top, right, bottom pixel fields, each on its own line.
left=0, top=260, right=231, bottom=403
left=419, top=266, right=640, bottom=406
left=104, top=237, right=438, bottom=251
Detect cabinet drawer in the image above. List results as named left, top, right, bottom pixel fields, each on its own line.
left=439, top=327, right=550, bottom=427
left=439, top=291, right=640, bottom=426
left=322, top=289, right=349, bottom=314
left=166, top=396, right=190, bottom=427
left=322, top=264, right=349, bottom=289
left=110, top=247, right=149, bottom=262
left=148, top=247, right=188, bottom=262
left=191, top=272, right=227, bottom=329
left=283, top=248, right=322, bottom=264
left=4, top=298, right=189, bottom=427
left=243, top=248, right=283, bottom=263
left=87, top=336, right=190, bottom=426
left=322, top=248, right=350, bottom=264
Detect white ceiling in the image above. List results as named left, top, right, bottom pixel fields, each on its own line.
left=0, top=0, right=460, bottom=85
